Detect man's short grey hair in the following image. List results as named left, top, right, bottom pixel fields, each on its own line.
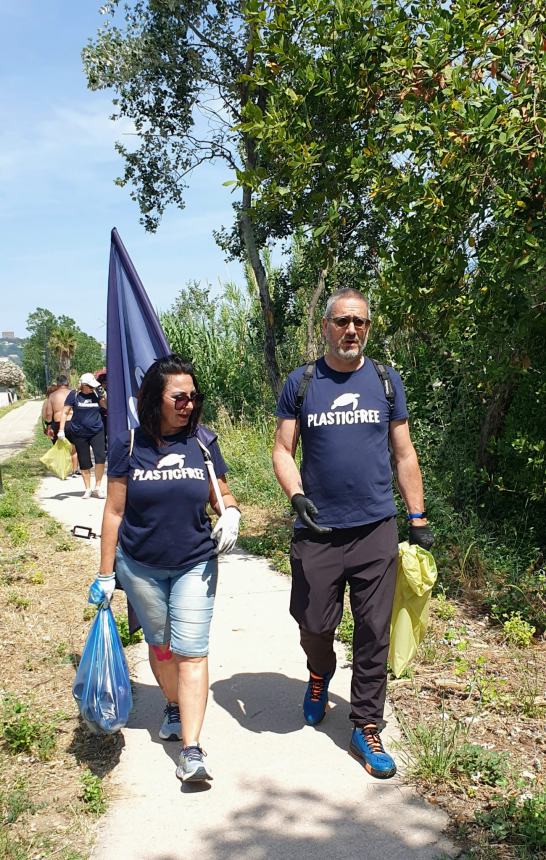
left=324, top=288, right=371, bottom=320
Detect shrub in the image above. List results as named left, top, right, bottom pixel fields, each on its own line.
left=434, top=593, right=457, bottom=621
left=502, top=612, right=536, bottom=648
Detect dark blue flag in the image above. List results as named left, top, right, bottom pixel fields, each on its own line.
left=107, top=227, right=170, bottom=445
left=107, top=228, right=170, bottom=634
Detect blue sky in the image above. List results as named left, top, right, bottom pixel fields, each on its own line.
left=0, top=1, right=245, bottom=343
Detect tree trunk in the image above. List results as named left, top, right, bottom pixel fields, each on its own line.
left=306, top=266, right=328, bottom=359
left=477, top=379, right=516, bottom=471
left=239, top=187, right=281, bottom=398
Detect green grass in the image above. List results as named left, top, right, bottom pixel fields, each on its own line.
left=0, top=779, right=37, bottom=825
left=215, top=416, right=285, bottom=509
left=395, top=706, right=470, bottom=783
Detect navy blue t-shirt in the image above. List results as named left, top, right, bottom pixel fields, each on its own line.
left=276, top=357, right=409, bottom=529
left=64, top=389, right=104, bottom=438
left=107, top=427, right=228, bottom=570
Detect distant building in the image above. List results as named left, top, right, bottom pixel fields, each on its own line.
left=0, top=332, right=23, bottom=366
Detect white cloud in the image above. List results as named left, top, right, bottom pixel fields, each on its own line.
left=0, top=99, right=133, bottom=185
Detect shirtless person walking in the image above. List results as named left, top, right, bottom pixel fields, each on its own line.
left=43, top=375, right=78, bottom=473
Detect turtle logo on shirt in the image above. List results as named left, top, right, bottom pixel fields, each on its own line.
left=157, top=453, right=186, bottom=469
left=331, top=393, right=360, bottom=411
left=307, top=390, right=380, bottom=428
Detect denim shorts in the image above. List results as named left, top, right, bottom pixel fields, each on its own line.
left=115, top=546, right=218, bottom=657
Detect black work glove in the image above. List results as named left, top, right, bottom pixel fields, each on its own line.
left=409, top=524, right=435, bottom=550
left=291, top=493, right=332, bottom=535
left=96, top=385, right=106, bottom=400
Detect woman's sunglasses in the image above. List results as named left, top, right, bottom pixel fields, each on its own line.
left=171, top=391, right=202, bottom=411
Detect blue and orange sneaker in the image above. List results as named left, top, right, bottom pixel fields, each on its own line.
left=303, top=670, right=334, bottom=725
left=349, top=724, right=397, bottom=779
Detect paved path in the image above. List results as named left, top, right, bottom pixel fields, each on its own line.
left=37, top=469, right=458, bottom=860
left=0, top=400, right=43, bottom=463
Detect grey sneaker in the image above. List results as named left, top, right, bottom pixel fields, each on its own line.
left=159, top=703, right=182, bottom=741
left=176, top=745, right=213, bottom=782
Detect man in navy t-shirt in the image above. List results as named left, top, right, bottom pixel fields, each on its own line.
left=273, top=287, right=434, bottom=780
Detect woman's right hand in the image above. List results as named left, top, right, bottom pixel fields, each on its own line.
left=88, top=574, right=116, bottom=607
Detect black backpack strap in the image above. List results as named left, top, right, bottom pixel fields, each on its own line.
left=370, top=359, right=395, bottom=415
left=294, top=361, right=316, bottom=421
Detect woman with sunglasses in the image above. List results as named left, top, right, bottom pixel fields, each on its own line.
left=97, top=354, right=240, bottom=783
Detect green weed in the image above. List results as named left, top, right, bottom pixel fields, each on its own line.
left=114, top=614, right=143, bottom=647
left=502, top=612, right=536, bottom=648
left=434, top=593, right=457, bottom=621
left=82, top=605, right=96, bottom=622
left=6, top=593, right=29, bottom=610
left=454, top=656, right=470, bottom=677
left=396, top=706, right=469, bottom=783
left=0, top=779, right=36, bottom=824
left=0, top=698, right=57, bottom=760
left=475, top=790, right=546, bottom=854
left=443, top=625, right=468, bottom=644
left=467, top=657, right=513, bottom=711
left=44, top=520, right=61, bottom=537
left=454, top=743, right=509, bottom=787
left=417, top=636, right=442, bottom=665
left=0, top=496, right=18, bottom=518
left=5, top=523, right=29, bottom=546
left=515, top=667, right=545, bottom=719
left=0, top=830, right=28, bottom=860
left=30, top=570, right=44, bottom=584
left=55, top=537, right=74, bottom=552
left=80, top=769, right=106, bottom=815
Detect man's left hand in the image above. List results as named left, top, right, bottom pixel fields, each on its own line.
left=409, top=524, right=435, bottom=550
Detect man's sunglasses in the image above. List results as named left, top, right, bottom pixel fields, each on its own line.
left=330, top=315, right=370, bottom=329
left=171, top=391, right=202, bottom=410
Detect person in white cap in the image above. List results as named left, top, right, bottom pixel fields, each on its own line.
left=58, top=373, right=107, bottom=498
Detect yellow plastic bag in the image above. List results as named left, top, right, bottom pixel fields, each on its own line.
left=388, top=541, right=438, bottom=678
left=40, top=437, right=73, bottom=480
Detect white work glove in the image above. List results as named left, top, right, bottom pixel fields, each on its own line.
left=211, top=506, right=241, bottom=554
left=88, top=574, right=116, bottom=608
left=57, top=430, right=66, bottom=440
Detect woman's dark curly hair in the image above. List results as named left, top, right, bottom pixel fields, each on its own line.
left=137, top=354, right=203, bottom=442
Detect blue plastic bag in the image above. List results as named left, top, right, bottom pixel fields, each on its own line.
left=72, top=605, right=133, bottom=734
